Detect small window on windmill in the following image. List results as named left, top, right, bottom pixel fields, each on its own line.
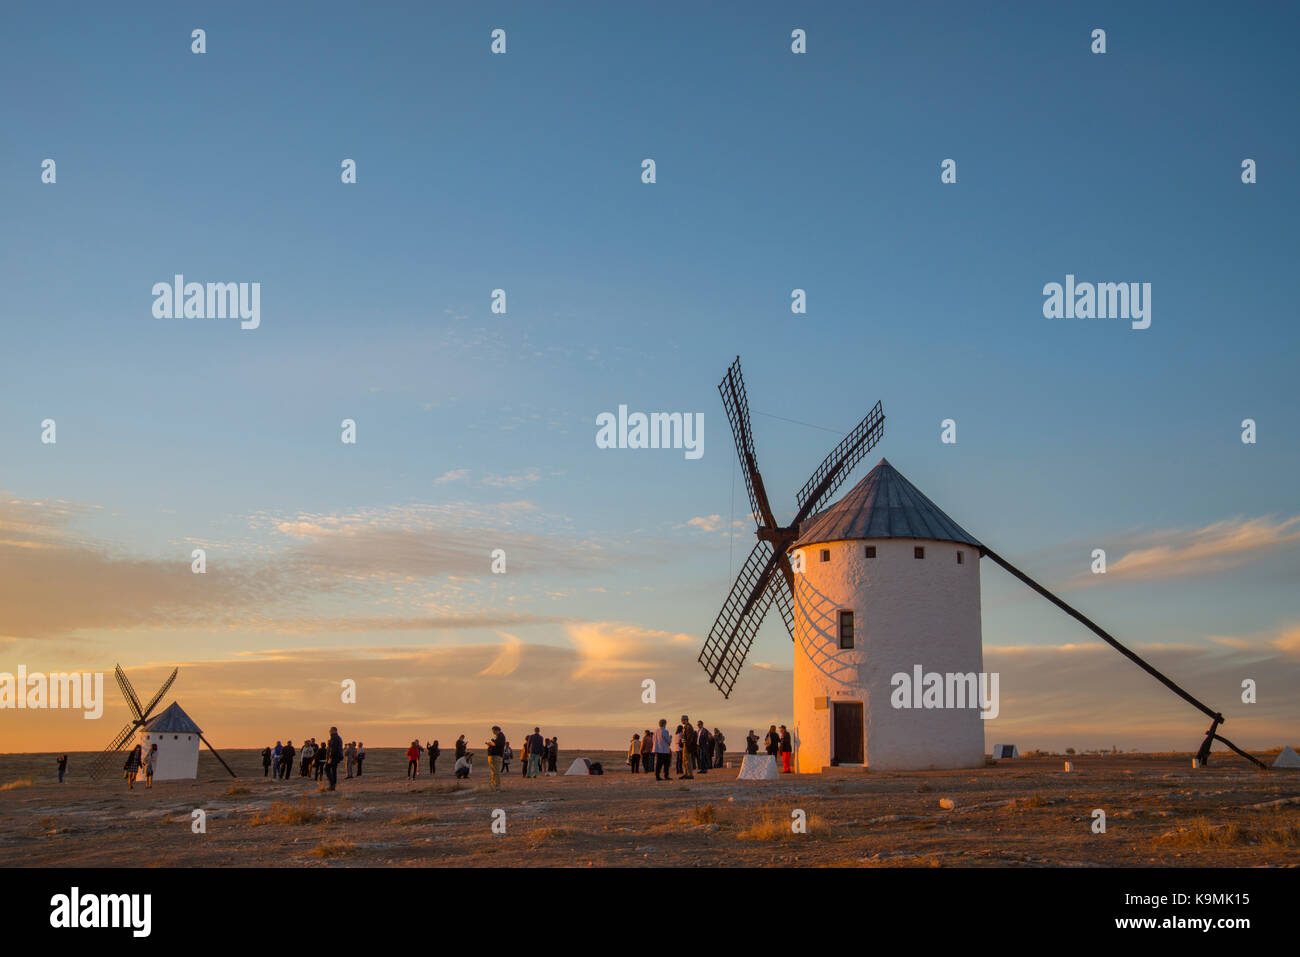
left=820, top=549, right=830, bottom=563
left=957, top=551, right=964, bottom=564
left=838, top=610, right=854, bottom=649
left=865, top=545, right=876, bottom=558
left=914, top=546, right=925, bottom=559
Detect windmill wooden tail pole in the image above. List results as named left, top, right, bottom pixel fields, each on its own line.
left=199, top=733, right=238, bottom=778
left=700, top=356, right=1268, bottom=771
left=980, top=548, right=1268, bottom=771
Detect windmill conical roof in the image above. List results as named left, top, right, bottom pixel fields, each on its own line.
left=793, top=458, right=982, bottom=549
left=142, top=701, right=203, bottom=735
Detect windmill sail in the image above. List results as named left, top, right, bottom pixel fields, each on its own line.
left=85, top=721, right=141, bottom=779
left=795, top=402, right=886, bottom=517
left=139, top=667, right=178, bottom=722
left=700, top=357, right=885, bottom=697
left=699, top=541, right=783, bottom=697
left=115, top=665, right=144, bottom=721
left=719, top=357, right=778, bottom=528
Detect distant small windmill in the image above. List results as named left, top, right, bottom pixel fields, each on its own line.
left=699, top=356, right=1267, bottom=771
left=87, top=664, right=236, bottom=779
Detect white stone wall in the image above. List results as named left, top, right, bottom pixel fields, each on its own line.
left=140, top=730, right=200, bottom=780
left=791, top=537, right=985, bottom=772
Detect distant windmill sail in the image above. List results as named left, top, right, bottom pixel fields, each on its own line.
left=699, top=357, right=885, bottom=698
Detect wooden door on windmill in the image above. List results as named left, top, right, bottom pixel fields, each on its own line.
left=832, top=701, right=864, bottom=764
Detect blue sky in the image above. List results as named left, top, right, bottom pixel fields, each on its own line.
left=2, top=2, right=1298, bottom=750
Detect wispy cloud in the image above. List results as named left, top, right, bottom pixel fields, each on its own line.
left=1066, top=515, right=1300, bottom=585
left=683, top=514, right=750, bottom=536
left=0, top=495, right=595, bottom=642
left=433, top=468, right=542, bottom=489
left=434, top=469, right=471, bottom=484
left=477, top=632, right=522, bottom=677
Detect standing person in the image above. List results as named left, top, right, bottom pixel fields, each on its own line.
left=696, top=723, right=711, bottom=775
left=272, top=741, right=283, bottom=777
left=640, top=730, right=654, bottom=773
left=299, top=738, right=314, bottom=780
left=326, top=726, right=343, bottom=791
left=527, top=728, right=544, bottom=779
left=486, top=726, right=506, bottom=791
left=746, top=730, right=759, bottom=755
left=672, top=725, right=683, bottom=776
left=680, top=715, right=697, bottom=780
left=547, top=737, right=558, bottom=775
left=654, top=719, right=672, bottom=781
left=428, top=740, right=440, bottom=776
left=455, top=735, right=467, bottom=761
left=355, top=742, right=366, bottom=777
left=713, top=730, right=726, bottom=768
left=345, top=741, right=357, bottom=778
left=281, top=741, right=295, bottom=780
left=143, top=743, right=157, bottom=788
left=502, top=740, right=513, bottom=775
left=261, top=746, right=272, bottom=777
left=628, top=734, right=641, bottom=774
left=406, top=740, right=421, bottom=778
left=779, top=725, right=793, bottom=773
left=314, top=741, right=328, bottom=781
left=57, top=754, right=68, bottom=783
left=765, top=725, right=780, bottom=763
left=124, top=744, right=142, bottom=790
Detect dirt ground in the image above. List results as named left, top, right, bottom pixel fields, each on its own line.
left=2, top=749, right=1297, bottom=867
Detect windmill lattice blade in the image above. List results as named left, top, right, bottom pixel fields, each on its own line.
left=698, top=540, right=781, bottom=697
left=770, top=554, right=795, bottom=640
left=139, top=667, right=178, bottom=721
left=794, top=401, right=885, bottom=522
left=85, top=721, right=139, bottom=780
left=718, top=357, right=778, bottom=528
left=115, top=664, right=144, bottom=722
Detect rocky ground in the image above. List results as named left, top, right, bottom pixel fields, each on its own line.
left=1, top=749, right=1296, bottom=867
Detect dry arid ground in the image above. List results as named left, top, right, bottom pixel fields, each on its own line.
left=1, top=749, right=1297, bottom=867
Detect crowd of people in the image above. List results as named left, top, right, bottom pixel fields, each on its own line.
left=99, top=714, right=796, bottom=790
left=751, top=724, right=795, bottom=773
left=621, top=716, right=793, bottom=778
left=259, top=727, right=346, bottom=790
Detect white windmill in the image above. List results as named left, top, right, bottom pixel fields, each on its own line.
left=699, top=357, right=1267, bottom=773
left=86, top=665, right=236, bottom=780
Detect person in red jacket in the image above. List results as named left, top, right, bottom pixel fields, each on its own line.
left=406, top=740, right=422, bottom=778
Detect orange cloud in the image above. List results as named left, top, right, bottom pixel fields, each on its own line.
left=1089, top=515, right=1300, bottom=583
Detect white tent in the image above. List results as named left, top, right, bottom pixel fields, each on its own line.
left=1272, top=746, right=1300, bottom=769
left=991, top=744, right=1019, bottom=759
left=564, top=757, right=591, bottom=776
left=737, top=754, right=780, bottom=780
